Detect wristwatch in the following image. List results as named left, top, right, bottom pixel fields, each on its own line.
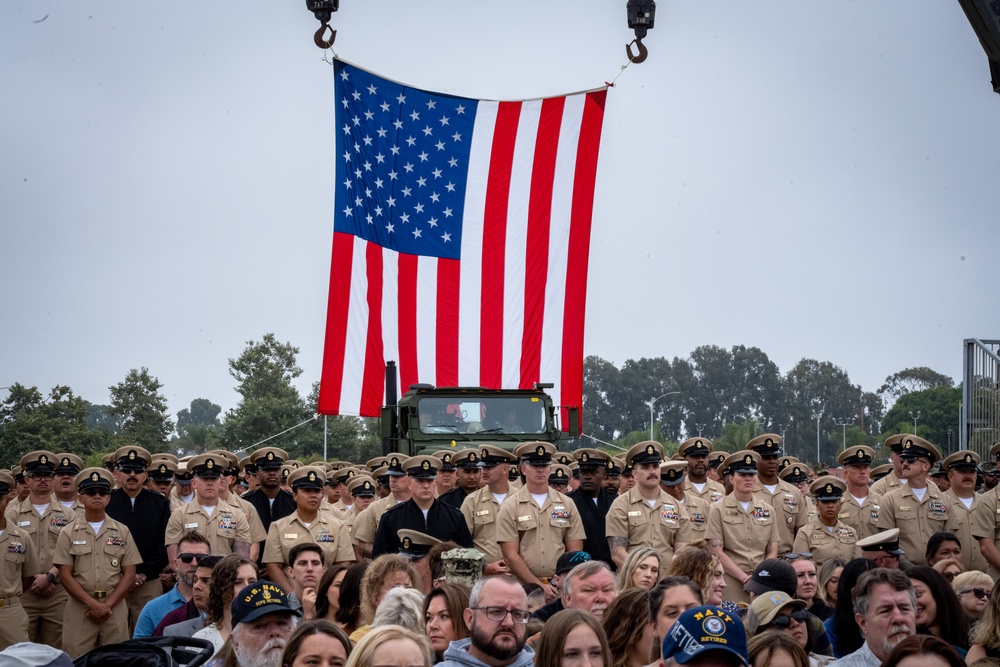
left=46, top=572, right=58, bottom=585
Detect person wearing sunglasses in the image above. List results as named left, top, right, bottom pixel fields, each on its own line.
left=876, top=436, right=957, bottom=566
left=10, top=450, right=78, bottom=651
left=52, top=467, right=142, bottom=658
left=953, top=571, right=994, bottom=624
left=967, top=579, right=1000, bottom=663
left=747, top=592, right=826, bottom=667
left=133, top=530, right=211, bottom=638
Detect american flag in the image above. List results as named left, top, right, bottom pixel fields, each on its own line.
left=318, top=59, right=607, bottom=428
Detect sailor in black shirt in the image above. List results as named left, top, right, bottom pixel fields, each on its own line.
left=566, top=448, right=616, bottom=567
left=372, top=455, right=473, bottom=558
left=437, top=448, right=482, bottom=510
left=240, top=447, right=296, bottom=536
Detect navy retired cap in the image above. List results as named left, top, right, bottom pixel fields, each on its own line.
left=231, top=581, right=300, bottom=627
left=662, top=606, right=748, bottom=666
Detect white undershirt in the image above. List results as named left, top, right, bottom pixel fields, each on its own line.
left=763, top=484, right=777, bottom=495
left=959, top=496, right=973, bottom=509
left=646, top=498, right=657, bottom=508
left=911, top=487, right=927, bottom=501
left=88, top=520, right=104, bottom=536
left=201, top=504, right=217, bottom=518
left=493, top=492, right=507, bottom=505
left=691, top=482, right=706, bottom=493
left=60, top=500, right=76, bottom=510
left=421, top=509, right=429, bottom=521
left=531, top=493, right=547, bottom=509
left=851, top=494, right=867, bottom=506
left=739, top=501, right=751, bottom=512
left=32, top=503, right=49, bottom=516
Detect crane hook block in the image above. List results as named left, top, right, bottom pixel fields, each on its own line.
left=626, top=0, right=655, bottom=63
left=306, top=0, right=340, bottom=49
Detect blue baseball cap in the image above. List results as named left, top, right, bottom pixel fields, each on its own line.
left=661, top=606, right=749, bottom=666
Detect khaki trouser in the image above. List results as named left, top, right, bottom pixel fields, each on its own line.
left=61, top=594, right=129, bottom=659
left=723, top=572, right=751, bottom=605
left=23, top=586, right=68, bottom=650
left=126, top=578, right=163, bottom=636
left=0, top=599, right=29, bottom=650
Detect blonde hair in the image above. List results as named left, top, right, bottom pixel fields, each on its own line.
left=954, top=570, right=994, bottom=595
left=617, top=547, right=661, bottom=592
left=665, top=541, right=720, bottom=600
left=346, top=625, right=433, bottom=667
left=360, top=555, right=421, bottom=624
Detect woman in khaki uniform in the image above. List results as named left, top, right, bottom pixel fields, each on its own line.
left=792, top=476, right=862, bottom=568
left=706, top=451, right=779, bottom=604
left=53, top=468, right=142, bottom=658
left=0, top=471, right=41, bottom=650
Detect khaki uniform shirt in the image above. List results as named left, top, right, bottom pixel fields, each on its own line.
left=6, top=497, right=77, bottom=572
left=262, top=510, right=355, bottom=566
left=791, top=517, right=861, bottom=567
left=706, top=494, right=780, bottom=572
left=753, top=479, right=807, bottom=554
left=869, top=470, right=903, bottom=498
left=877, top=483, right=958, bottom=566
left=495, top=486, right=585, bottom=579
left=351, top=494, right=402, bottom=546
left=680, top=491, right=711, bottom=541
left=165, top=500, right=252, bottom=555
left=0, top=524, right=41, bottom=599
left=606, top=488, right=693, bottom=561
left=945, top=489, right=987, bottom=573
left=839, top=490, right=882, bottom=540
left=685, top=479, right=726, bottom=504
left=53, top=516, right=141, bottom=594
left=221, top=493, right=267, bottom=544
left=973, top=487, right=1000, bottom=580
left=460, top=486, right=511, bottom=564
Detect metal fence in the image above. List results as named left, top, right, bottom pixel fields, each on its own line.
left=962, top=338, right=1000, bottom=455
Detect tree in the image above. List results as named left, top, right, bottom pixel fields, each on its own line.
left=878, top=367, right=954, bottom=404
left=177, top=398, right=222, bottom=431
left=221, top=334, right=309, bottom=455
left=0, top=383, right=109, bottom=468
left=300, top=382, right=381, bottom=462
left=108, top=368, right=174, bottom=452
left=782, top=359, right=865, bottom=464
left=83, top=401, right=119, bottom=434
left=881, top=385, right=962, bottom=453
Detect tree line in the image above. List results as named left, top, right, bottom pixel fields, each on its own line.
left=0, top=338, right=962, bottom=469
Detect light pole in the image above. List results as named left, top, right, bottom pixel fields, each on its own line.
left=813, top=412, right=822, bottom=463
left=909, top=410, right=921, bottom=435
left=947, top=428, right=953, bottom=454
left=647, top=392, right=681, bottom=442
left=834, top=418, right=853, bottom=450
left=695, top=423, right=704, bottom=437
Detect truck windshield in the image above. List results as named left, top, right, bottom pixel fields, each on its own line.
left=416, top=396, right=547, bottom=435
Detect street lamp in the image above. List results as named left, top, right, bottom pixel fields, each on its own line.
left=909, top=410, right=921, bottom=435
left=646, top=392, right=681, bottom=442
left=695, top=423, right=704, bottom=437
left=834, top=418, right=853, bottom=450
left=813, top=412, right=822, bottom=463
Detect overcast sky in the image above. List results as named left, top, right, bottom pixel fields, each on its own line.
left=3, top=1, right=998, bottom=425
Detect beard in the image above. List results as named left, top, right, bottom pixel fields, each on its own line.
left=234, top=638, right=287, bottom=667
left=470, top=619, right=525, bottom=661
left=880, top=625, right=912, bottom=655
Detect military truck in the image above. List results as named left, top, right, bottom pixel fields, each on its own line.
left=381, top=383, right=579, bottom=457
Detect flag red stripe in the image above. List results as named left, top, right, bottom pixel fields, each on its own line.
left=397, top=253, right=419, bottom=392
left=479, top=101, right=521, bottom=389
left=360, top=243, right=385, bottom=416
left=317, top=232, right=355, bottom=414
left=560, top=90, right=606, bottom=428
left=436, top=258, right=461, bottom=386
left=520, top=97, right=564, bottom=388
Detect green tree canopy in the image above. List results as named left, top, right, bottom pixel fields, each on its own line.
left=108, top=367, right=174, bottom=452
left=882, top=385, right=962, bottom=453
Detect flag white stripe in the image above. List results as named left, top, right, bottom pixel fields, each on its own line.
left=415, top=254, right=438, bottom=388
left=340, top=235, right=369, bottom=414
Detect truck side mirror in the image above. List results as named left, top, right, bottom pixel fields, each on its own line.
left=564, top=406, right=581, bottom=438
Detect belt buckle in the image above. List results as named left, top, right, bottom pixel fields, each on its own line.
left=94, top=591, right=108, bottom=601
left=0, top=599, right=6, bottom=607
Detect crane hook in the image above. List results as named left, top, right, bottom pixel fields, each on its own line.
left=314, top=21, right=336, bottom=49
left=626, top=37, right=648, bottom=64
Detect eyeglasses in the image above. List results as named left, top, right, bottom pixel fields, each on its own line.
left=766, top=610, right=810, bottom=630
left=471, top=606, right=531, bottom=623
left=28, top=473, right=54, bottom=480
left=81, top=489, right=110, bottom=497
left=783, top=552, right=812, bottom=561
left=178, top=553, right=212, bottom=565
left=961, top=587, right=990, bottom=600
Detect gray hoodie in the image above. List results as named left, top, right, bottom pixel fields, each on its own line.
left=437, top=637, right=535, bottom=667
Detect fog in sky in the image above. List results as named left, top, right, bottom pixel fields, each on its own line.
left=3, top=1, right=998, bottom=422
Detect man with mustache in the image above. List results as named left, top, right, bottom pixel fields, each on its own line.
left=561, top=561, right=617, bottom=621
left=105, top=445, right=171, bottom=636
left=439, top=576, right=535, bottom=667
left=228, top=581, right=300, bottom=667
left=828, top=568, right=916, bottom=667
